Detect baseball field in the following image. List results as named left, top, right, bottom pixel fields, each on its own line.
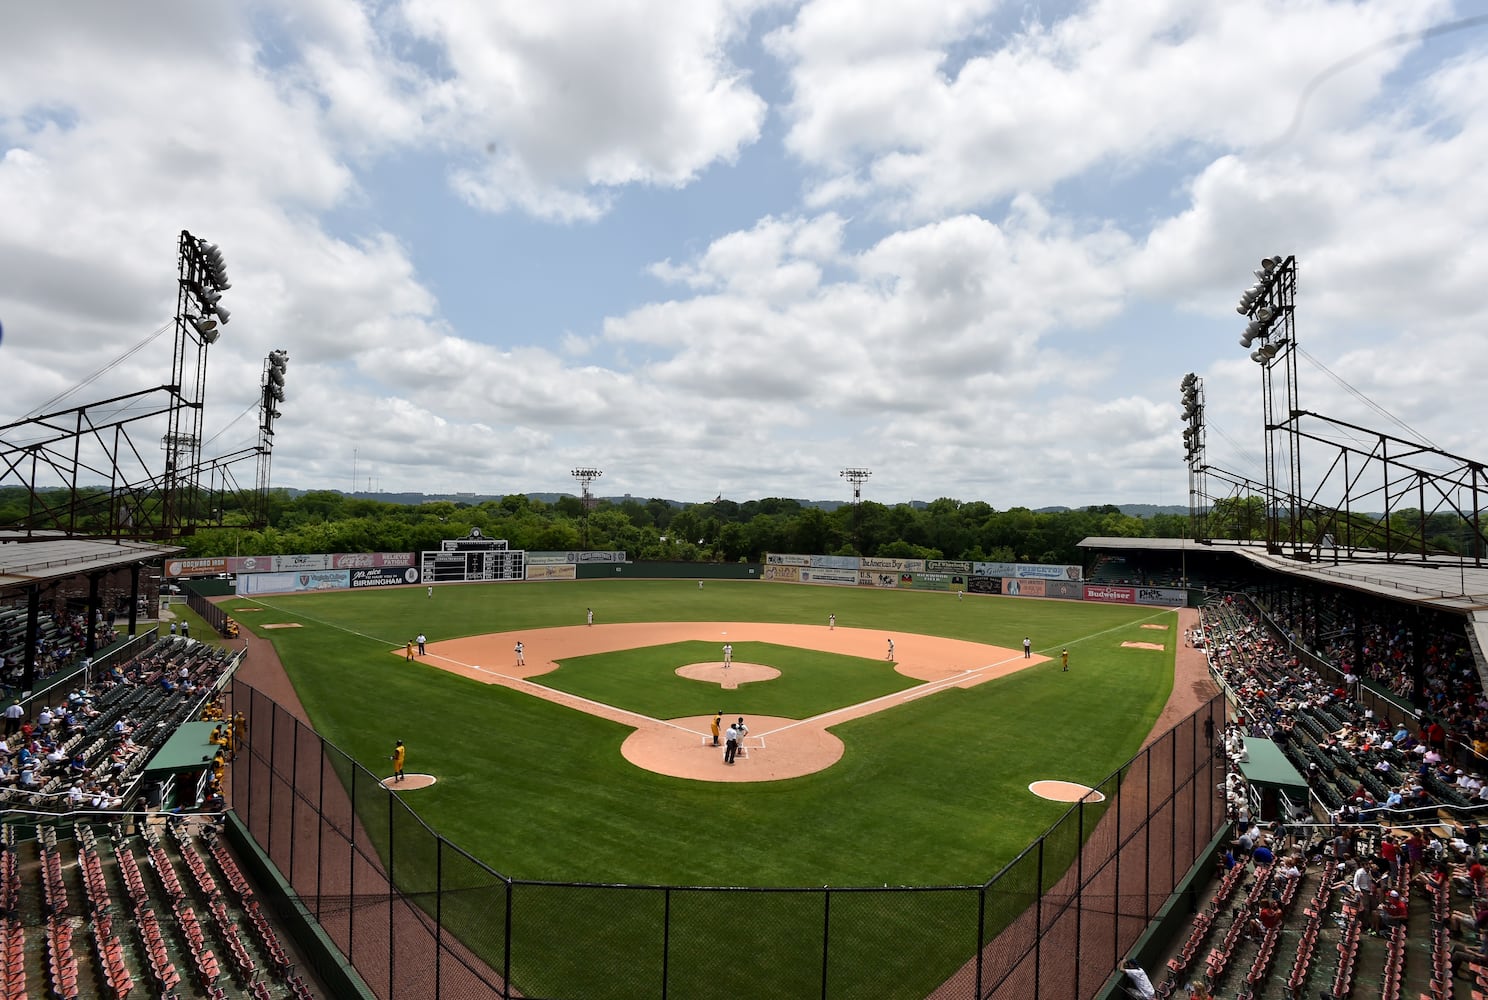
left=230, top=578, right=1181, bottom=997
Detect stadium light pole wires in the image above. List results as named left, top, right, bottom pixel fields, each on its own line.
left=840, top=468, right=871, bottom=554
left=571, top=467, right=603, bottom=549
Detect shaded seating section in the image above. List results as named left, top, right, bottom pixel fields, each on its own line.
left=0, top=820, right=321, bottom=1000
left=1, top=636, right=236, bottom=812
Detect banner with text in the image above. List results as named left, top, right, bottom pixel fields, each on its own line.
left=238, top=570, right=350, bottom=595
left=762, top=565, right=801, bottom=583
left=859, top=570, right=901, bottom=589
left=1083, top=584, right=1136, bottom=604
left=906, top=572, right=953, bottom=591
left=809, top=554, right=860, bottom=570
left=925, top=559, right=971, bottom=574
left=350, top=567, right=422, bottom=588
left=859, top=557, right=927, bottom=572
left=968, top=576, right=1002, bottom=595
left=1133, top=586, right=1187, bottom=607
left=799, top=567, right=858, bottom=586
left=1044, top=580, right=1084, bottom=600
left=1015, top=563, right=1083, bottom=580
left=1001, top=578, right=1046, bottom=597
left=765, top=553, right=812, bottom=566
left=972, top=561, right=1017, bottom=578
left=525, top=564, right=578, bottom=581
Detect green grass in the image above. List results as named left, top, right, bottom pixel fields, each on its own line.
left=538, top=640, right=919, bottom=718
left=232, top=579, right=1178, bottom=998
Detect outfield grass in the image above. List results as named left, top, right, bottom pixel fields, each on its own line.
left=232, top=579, right=1177, bottom=997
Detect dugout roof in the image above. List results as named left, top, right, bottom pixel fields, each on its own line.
left=1238, top=737, right=1308, bottom=794
left=0, top=531, right=182, bottom=594
left=145, top=721, right=222, bottom=775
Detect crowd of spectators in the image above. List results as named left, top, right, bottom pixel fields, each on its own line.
left=1, top=633, right=232, bottom=812
left=1, top=603, right=123, bottom=695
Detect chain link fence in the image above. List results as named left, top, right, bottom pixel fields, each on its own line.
left=226, top=679, right=1225, bottom=1000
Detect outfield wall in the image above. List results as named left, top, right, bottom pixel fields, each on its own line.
left=763, top=552, right=1188, bottom=605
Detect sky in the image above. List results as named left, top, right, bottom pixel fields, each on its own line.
left=3, top=0, right=1487, bottom=510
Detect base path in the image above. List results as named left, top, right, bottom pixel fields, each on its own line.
left=409, top=623, right=1040, bottom=783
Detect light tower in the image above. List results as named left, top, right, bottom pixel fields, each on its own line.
left=840, top=468, right=871, bottom=553
left=571, top=467, right=603, bottom=549
left=1235, top=254, right=1300, bottom=554
left=1180, top=373, right=1206, bottom=542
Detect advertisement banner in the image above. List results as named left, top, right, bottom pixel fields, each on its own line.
left=762, top=565, right=801, bottom=583
left=350, top=567, right=422, bottom=588
left=525, top=552, right=573, bottom=566
left=236, top=555, right=273, bottom=573
left=1134, top=586, right=1187, bottom=607
left=800, top=567, right=857, bottom=586
left=165, top=557, right=231, bottom=578
left=909, top=573, right=952, bottom=591
left=334, top=552, right=416, bottom=569
left=968, top=576, right=1002, bottom=595
left=272, top=553, right=333, bottom=572
left=1014, top=563, right=1083, bottom=580
left=859, top=570, right=900, bottom=588
left=238, top=570, right=350, bottom=595
left=1084, top=584, right=1136, bottom=604
left=809, top=554, right=860, bottom=570
left=765, top=553, right=812, bottom=566
left=972, top=562, right=1017, bottom=578
left=574, top=550, right=626, bottom=563
left=859, top=557, right=926, bottom=572
left=526, top=564, right=578, bottom=581
left=1044, top=580, right=1084, bottom=600
left=1001, top=578, right=1046, bottom=597
left=925, top=559, right=971, bottom=574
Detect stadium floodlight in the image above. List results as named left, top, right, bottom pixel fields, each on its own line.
left=210, top=304, right=230, bottom=324
left=186, top=313, right=216, bottom=335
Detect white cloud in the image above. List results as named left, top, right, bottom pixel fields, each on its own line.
left=772, top=0, right=1450, bottom=218
left=404, top=0, right=770, bottom=219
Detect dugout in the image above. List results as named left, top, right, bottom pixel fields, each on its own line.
left=1238, top=736, right=1309, bottom=821
left=143, top=720, right=223, bottom=810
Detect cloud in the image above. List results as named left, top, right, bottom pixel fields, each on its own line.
left=771, top=0, right=1449, bottom=218
left=405, top=0, right=771, bottom=219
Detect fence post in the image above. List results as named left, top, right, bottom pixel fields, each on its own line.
left=975, top=883, right=986, bottom=1000
left=316, top=734, right=326, bottom=919
left=1113, top=766, right=1123, bottom=968
left=661, top=887, right=670, bottom=1000
left=349, top=746, right=356, bottom=963
left=267, top=697, right=278, bottom=862
left=821, top=888, right=832, bottom=1000
left=503, top=879, right=513, bottom=1000
left=434, top=839, right=443, bottom=1000
left=1033, top=838, right=1044, bottom=1000
left=389, top=787, right=396, bottom=1000
left=1074, top=799, right=1084, bottom=999
left=288, top=714, right=299, bottom=888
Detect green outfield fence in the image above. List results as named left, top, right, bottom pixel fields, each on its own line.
left=225, top=679, right=1225, bottom=1000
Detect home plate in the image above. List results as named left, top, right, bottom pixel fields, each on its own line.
left=1029, top=780, right=1106, bottom=803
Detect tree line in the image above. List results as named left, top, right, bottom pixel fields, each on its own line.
left=1, top=487, right=1475, bottom=565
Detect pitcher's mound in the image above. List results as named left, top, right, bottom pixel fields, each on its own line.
left=675, top=662, right=780, bottom=690
left=1029, top=780, right=1106, bottom=803
left=382, top=774, right=437, bottom=790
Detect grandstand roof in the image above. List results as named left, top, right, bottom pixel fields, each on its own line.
left=1080, top=536, right=1488, bottom=611
left=0, top=530, right=182, bottom=592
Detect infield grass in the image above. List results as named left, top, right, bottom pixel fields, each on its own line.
left=231, top=579, right=1179, bottom=997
